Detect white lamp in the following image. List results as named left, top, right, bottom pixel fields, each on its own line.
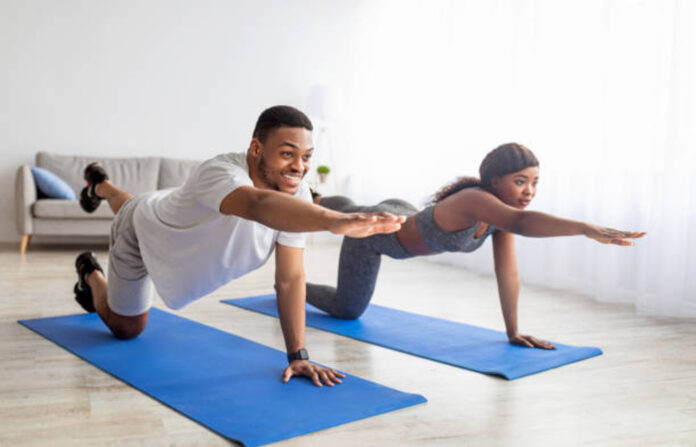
left=306, top=84, right=342, bottom=121
left=305, top=84, right=343, bottom=193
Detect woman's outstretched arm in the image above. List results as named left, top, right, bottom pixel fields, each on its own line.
left=444, top=188, right=645, bottom=244
left=492, top=230, right=554, bottom=349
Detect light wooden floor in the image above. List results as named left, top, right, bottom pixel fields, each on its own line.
left=1, top=241, right=695, bottom=446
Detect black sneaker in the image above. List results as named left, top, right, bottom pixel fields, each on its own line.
left=79, top=162, right=109, bottom=213
left=74, top=251, right=104, bottom=313
left=79, top=186, right=101, bottom=213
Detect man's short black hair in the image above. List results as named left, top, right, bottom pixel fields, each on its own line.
left=252, top=105, right=313, bottom=143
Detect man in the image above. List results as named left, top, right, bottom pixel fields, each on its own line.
left=74, top=105, right=404, bottom=387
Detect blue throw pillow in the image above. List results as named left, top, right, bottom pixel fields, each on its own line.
left=30, top=166, right=77, bottom=200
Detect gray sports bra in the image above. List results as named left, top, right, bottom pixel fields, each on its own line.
left=415, top=206, right=496, bottom=253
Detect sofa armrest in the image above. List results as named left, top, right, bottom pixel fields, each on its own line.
left=15, top=165, right=36, bottom=235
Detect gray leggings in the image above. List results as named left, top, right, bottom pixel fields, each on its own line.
left=306, top=196, right=417, bottom=319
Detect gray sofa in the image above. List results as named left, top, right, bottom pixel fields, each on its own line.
left=15, top=152, right=200, bottom=253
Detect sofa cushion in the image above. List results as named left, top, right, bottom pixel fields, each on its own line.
left=158, top=158, right=201, bottom=189
left=33, top=218, right=113, bottom=236
left=30, top=166, right=77, bottom=200
left=36, top=152, right=160, bottom=197
left=32, top=199, right=114, bottom=219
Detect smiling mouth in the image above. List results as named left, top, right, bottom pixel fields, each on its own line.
left=282, top=173, right=304, bottom=185
left=519, top=199, right=531, bottom=206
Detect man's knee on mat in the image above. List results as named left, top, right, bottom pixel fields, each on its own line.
left=109, top=314, right=148, bottom=340
left=110, top=324, right=145, bottom=340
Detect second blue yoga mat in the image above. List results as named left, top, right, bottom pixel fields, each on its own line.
left=222, top=295, right=602, bottom=380
left=18, top=308, right=425, bottom=447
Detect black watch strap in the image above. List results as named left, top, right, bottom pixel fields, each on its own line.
left=287, top=348, right=309, bottom=363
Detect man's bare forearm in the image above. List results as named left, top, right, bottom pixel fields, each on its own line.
left=223, top=187, right=343, bottom=233
left=275, top=277, right=307, bottom=353
left=250, top=190, right=342, bottom=232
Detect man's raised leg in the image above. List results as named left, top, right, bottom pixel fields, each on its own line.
left=95, top=180, right=133, bottom=215
left=80, top=163, right=133, bottom=215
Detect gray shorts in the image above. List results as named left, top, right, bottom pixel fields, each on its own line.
left=107, top=194, right=153, bottom=316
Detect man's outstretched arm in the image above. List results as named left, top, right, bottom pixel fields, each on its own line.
left=274, top=244, right=345, bottom=387
left=220, top=186, right=405, bottom=237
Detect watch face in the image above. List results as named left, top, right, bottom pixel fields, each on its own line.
left=287, top=348, right=309, bottom=363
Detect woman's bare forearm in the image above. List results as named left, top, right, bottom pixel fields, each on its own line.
left=512, top=211, right=588, bottom=238
left=496, top=272, right=521, bottom=337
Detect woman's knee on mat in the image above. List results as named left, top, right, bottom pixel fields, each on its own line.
left=331, top=307, right=366, bottom=320
left=331, top=295, right=370, bottom=320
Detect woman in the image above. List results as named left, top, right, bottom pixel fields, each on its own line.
left=308, top=143, right=645, bottom=349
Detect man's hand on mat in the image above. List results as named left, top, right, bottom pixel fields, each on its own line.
left=282, top=360, right=346, bottom=387
left=583, top=225, right=646, bottom=246
left=508, top=333, right=555, bottom=350
left=329, top=212, right=406, bottom=238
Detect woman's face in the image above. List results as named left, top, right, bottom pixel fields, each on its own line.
left=491, top=166, right=539, bottom=209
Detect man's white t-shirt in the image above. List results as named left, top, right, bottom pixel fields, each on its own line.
left=132, top=152, right=311, bottom=310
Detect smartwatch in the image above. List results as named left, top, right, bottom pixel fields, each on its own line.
left=287, top=348, right=309, bottom=363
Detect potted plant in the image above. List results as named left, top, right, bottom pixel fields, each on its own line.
left=317, top=165, right=331, bottom=184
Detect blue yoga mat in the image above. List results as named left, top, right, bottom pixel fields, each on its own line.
left=222, top=295, right=603, bottom=380
left=18, top=308, right=425, bottom=447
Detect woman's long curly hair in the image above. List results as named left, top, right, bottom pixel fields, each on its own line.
left=432, top=143, right=539, bottom=203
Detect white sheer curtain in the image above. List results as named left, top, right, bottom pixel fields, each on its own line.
left=339, top=0, right=696, bottom=317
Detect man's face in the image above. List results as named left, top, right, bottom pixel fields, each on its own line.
left=251, top=127, right=314, bottom=194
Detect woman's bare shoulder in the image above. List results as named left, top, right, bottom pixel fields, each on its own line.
left=433, top=187, right=493, bottom=230
left=437, top=187, right=521, bottom=232
left=443, top=187, right=498, bottom=207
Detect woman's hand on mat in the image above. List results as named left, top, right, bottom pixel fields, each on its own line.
left=583, top=224, right=646, bottom=246
left=328, top=212, right=406, bottom=238
left=282, top=360, right=346, bottom=387
left=508, top=333, right=555, bottom=350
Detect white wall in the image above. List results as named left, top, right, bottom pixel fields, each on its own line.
left=0, top=0, right=367, bottom=242
left=340, top=0, right=696, bottom=318
left=3, top=0, right=694, bottom=316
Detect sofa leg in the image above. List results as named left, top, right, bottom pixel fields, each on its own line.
left=19, top=234, right=31, bottom=254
